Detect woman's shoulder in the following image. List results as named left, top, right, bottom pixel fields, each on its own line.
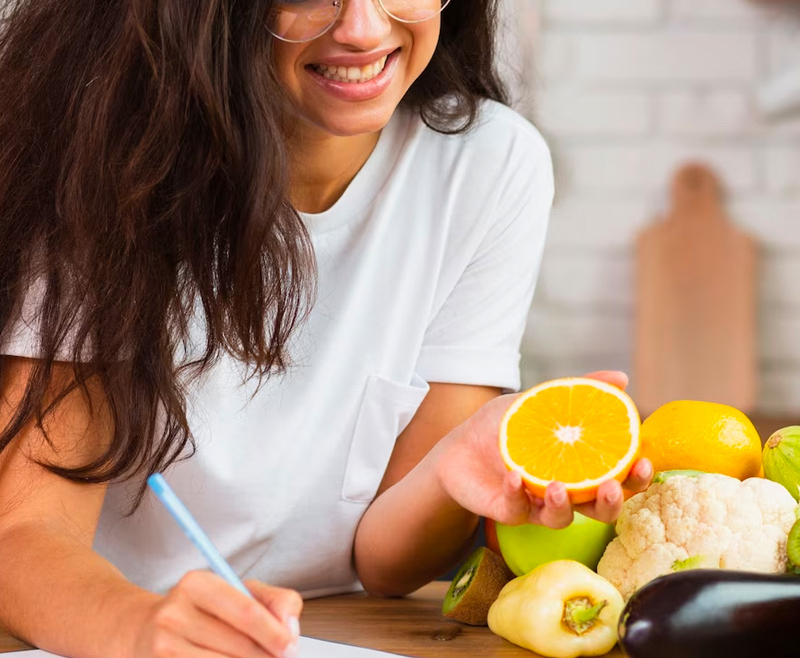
left=472, top=100, right=550, bottom=151
left=386, top=99, right=553, bottom=239
left=402, top=100, right=551, bottom=189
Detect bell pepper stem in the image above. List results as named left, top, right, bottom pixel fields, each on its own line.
left=564, top=598, right=607, bottom=635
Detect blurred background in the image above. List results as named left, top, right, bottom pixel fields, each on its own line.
left=499, top=0, right=800, bottom=434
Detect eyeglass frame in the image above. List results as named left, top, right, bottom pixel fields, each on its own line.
left=267, top=0, right=452, bottom=44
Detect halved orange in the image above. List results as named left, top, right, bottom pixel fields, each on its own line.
left=499, top=377, right=641, bottom=503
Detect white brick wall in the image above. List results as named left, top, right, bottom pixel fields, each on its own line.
left=669, top=0, right=768, bottom=22
left=544, top=0, right=663, bottom=25
left=558, top=143, right=760, bottom=193
left=537, top=252, right=634, bottom=309
left=659, top=91, right=754, bottom=137
left=537, top=90, right=652, bottom=137
left=545, top=198, right=651, bottom=250
left=572, top=32, right=759, bottom=83
left=762, top=256, right=800, bottom=306
left=733, top=199, right=800, bottom=248
left=765, top=147, right=800, bottom=193
left=512, top=0, right=800, bottom=415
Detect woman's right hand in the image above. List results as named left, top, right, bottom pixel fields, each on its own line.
left=432, top=371, right=652, bottom=529
left=134, top=571, right=302, bottom=658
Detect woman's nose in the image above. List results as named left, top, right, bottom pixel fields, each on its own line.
left=330, top=0, right=393, bottom=50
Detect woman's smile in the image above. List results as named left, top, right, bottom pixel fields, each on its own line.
left=308, top=46, right=395, bottom=82
left=305, top=48, right=400, bottom=102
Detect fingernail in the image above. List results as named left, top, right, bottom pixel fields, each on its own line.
left=283, top=641, right=298, bottom=658
left=287, top=615, right=300, bottom=639
left=551, top=486, right=567, bottom=506
left=606, top=487, right=621, bottom=504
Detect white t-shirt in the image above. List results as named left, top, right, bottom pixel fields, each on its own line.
left=1, top=100, right=553, bottom=598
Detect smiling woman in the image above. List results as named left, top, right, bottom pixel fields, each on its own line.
left=0, top=1, right=653, bottom=657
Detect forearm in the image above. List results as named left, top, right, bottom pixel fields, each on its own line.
left=0, top=521, right=159, bottom=658
left=354, top=442, right=479, bottom=597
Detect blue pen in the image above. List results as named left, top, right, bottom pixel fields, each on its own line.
left=147, top=473, right=253, bottom=599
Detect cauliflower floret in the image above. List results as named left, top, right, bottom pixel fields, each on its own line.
left=597, top=473, right=798, bottom=599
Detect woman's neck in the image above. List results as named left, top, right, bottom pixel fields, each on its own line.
left=287, top=126, right=382, bottom=214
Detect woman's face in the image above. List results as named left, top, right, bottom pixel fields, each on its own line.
left=272, top=0, right=441, bottom=138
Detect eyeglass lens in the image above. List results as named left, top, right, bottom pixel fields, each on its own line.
left=268, top=0, right=449, bottom=44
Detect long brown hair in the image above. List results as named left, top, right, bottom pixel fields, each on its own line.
left=0, top=0, right=508, bottom=507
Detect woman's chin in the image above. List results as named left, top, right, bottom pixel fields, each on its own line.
left=297, top=107, right=396, bottom=139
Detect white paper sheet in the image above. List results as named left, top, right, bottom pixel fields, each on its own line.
left=3, top=636, right=412, bottom=658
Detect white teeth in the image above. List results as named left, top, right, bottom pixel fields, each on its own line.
left=313, top=55, right=389, bottom=83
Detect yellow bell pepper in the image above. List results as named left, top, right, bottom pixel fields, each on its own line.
left=487, top=559, right=624, bottom=658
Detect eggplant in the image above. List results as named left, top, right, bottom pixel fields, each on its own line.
left=618, top=569, right=800, bottom=658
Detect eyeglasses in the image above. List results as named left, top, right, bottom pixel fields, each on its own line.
left=267, top=0, right=451, bottom=44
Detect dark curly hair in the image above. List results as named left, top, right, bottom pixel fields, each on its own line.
left=0, top=0, right=508, bottom=508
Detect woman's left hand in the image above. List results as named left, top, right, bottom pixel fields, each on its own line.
left=433, top=371, right=652, bottom=529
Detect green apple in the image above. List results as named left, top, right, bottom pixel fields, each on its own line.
left=495, top=513, right=616, bottom=577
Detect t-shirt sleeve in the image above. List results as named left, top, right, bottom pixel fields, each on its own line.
left=0, top=275, right=90, bottom=361
left=415, top=122, right=554, bottom=392
left=1, top=275, right=50, bottom=358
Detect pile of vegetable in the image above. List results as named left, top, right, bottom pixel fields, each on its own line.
left=441, top=409, right=800, bottom=658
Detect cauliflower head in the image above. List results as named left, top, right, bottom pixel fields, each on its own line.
left=597, top=473, right=798, bottom=599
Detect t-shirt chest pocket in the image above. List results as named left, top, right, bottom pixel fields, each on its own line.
left=341, top=373, right=430, bottom=503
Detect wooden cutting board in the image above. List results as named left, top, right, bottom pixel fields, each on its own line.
left=634, top=163, right=758, bottom=418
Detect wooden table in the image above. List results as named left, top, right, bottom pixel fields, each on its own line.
left=0, top=582, right=622, bottom=657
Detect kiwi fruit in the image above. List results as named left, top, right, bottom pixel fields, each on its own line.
left=441, top=546, right=513, bottom=625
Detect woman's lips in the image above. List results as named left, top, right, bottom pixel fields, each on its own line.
left=305, top=49, right=400, bottom=102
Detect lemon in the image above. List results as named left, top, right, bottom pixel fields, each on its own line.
left=640, top=400, right=762, bottom=479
